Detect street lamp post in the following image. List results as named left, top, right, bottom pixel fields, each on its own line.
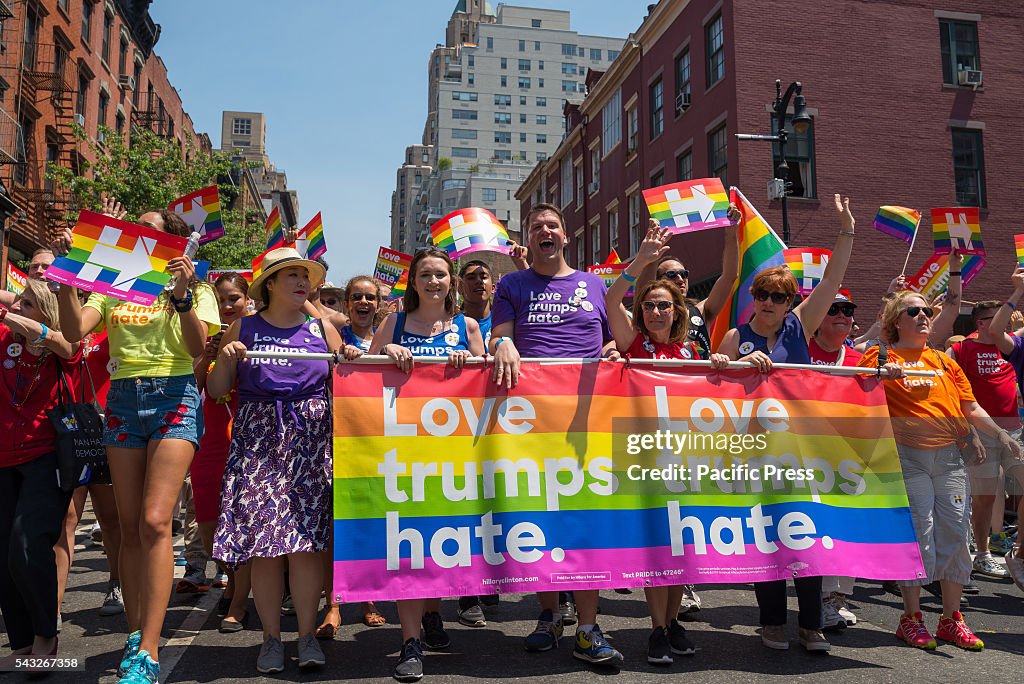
left=735, top=79, right=811, bottom=245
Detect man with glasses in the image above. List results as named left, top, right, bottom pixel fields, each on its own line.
left=318, top=282, right=345, bottom=313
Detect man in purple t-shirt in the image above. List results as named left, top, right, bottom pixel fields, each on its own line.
left=489, top=203, right=623, bottom=668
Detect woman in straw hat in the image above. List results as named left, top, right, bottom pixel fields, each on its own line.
left=208, top=247, right=361, bottom=675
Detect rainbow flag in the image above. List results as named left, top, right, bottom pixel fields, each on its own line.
left=264, top=207, right=284, bottom=250
left=932, top=207, right=984, bottom=255
left=430, top=208, right=511, bottom=260
left=252, top=247, right=273, bottom=282
left=642, top=178, right=733, bottom=235
left=388, top=270, right=409, bottom=301
left=709, top=188, right=788, bottom=351
left=873, top=206, right=920, bottom=244
left=783, top=248, right=831, bottom=295
left=330, top=362, right=923, bottom=602
left=1015, top=234, right=1024, bottom=267
left=6, top=263, right=26, bottom=295
left=604, top=249, right=622, bottom=265
left=296, top=212, right=326, bottom=261
left=45, top=210, right=186, bottom=305
left=907, top=252, right=985, bottom=301
left=168, top=185, right=224, bottom=244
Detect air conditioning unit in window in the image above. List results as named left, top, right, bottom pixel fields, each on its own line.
left=118, top=75, right=136, bottom=91
left=958, top=69, right=983, bottom=87
left=675, top=91, right=691, bottom=113
left=73, top=113, right=85, bottom=127
left=97, top=130, right=106, bottom=145
left=588, top=181, right=599, bottom=194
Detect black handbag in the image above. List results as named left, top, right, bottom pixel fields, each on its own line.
left=46, top=359, right=108, bottom=492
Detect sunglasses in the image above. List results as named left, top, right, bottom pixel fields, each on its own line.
left=641, top=300, right=674, bottom=313
left=322, top=298, right=339, bottom=307
left=904, top=306, right=934, bottom=318
left=349, top=293, right=378, bottom=302
left=828, top=303, right=856, bottom=317
left=659, top=269, right=690, bottom=280
left=753, top=290, right=791, bottom=304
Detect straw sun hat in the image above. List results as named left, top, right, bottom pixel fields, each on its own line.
left=250, top=246, right=326, bottom=298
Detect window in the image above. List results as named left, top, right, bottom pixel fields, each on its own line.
left=518, top=77, right=531, bottom=89
left=952, top=129, right=985, bottom=206
left=706, top=13, right=725, bottom=87
left=495, top=149, right=512, bottom=160
left=519, top=39, right=526, bottom=52
left=590, top=148, right=600, bottom=192
left=531, top=19, right=541, bottom=28
left=578, top=46, right=585, bottom=57
left=468, top=54, right=474, bottom=67
left=575, top=230, right=586, bottom=271
left=708, top=123, right=728, bottom=185
left=940, top=20, right=980, bottom=84
left=575, top=164, right=584, bottom=208
left=495, top=112, right=512, bottom=124
left=495, top=94, right=511, bottom=105
left=452, top=91, right=478, bottom=101
left=233, top=118, right=252, bottom=135
left=500, top=57, right=507, bottom=69
left=601, top=89, right=621, bottom=155
left=519, top=59, right=531, bottom=71
left=76, top=74, right=89, bottom=116
left=536, top=97, right=546, bottom=106
left=536, top=115, right=547, bottom=125
left=82, top=0, right=93, bottom=43
left=115, top=111, right=125, bottom=134
left=520, top=95, right=527, bottom=105
left=97, top=90, right=109, bottom=131
left=626, top=106, right=638, bottom=152
left=538, top=78, right=544, bottom=88
left=608, top=208, right=620, bottom=254
left=608, top=49, right=620, bottom=61
left=675, top=48, right=691, bottom=104
left=561, top=80, right=577, bottom=92
left=500, top=76, right=507, bottom=87
left=101, top=9, right=113, bottom=64
left=118, top=37, right=128, bottom=75
left=452, top=147, right=477, bottom=158
left=535, top=41, right=541, bottom=51
left=452, top=109, right=478, bottom=120
left=58, top=0, right=69, bottom=12
left=651, top=169, right=665, bottom=188
left=629, top=192, right=642, bottom=255
left=442, top=179, right=467, bottom=190
left=486, top=36, right=493, bottom=51
left=415, top=173, right=422, bottom=184
left=649, top=77, right=664, bottom=139
left=483, top=188, right=497, bottom=201
left=538, top=60, right=544, bottom=70
left=495, top=131, right=511, bottom=143
left=520, top=132, right=527, bottom=142
left=537, top=134, right=547, bottom=144
left=676, top=150, right=692, bottom=181
left=520, top=113, right=527, bottom=124
left=451, top=129, right=478, bottom=139
left=562, top=44, right=576, bottom=56
left=591, top=220, right=602, bottom=265
left=590, top=48, right=602, bottom=61
left=536, top=152, right=547, bottom=161
left=561, top=63, right=577, bottom=75
left=468, top=73, right=475, bottom=85
left=132, top=63, right=142, bottom=106
left=560, top=156, right=573, bottom=206
left=771, top=115, right=816, bottom=198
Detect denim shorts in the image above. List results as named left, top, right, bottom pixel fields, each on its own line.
left=103, top=375, right=204, bottom=449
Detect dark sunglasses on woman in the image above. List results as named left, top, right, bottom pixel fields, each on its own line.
left=753, top=290, right=791, bottom=304
left=349, top=293, right=378, bottom=302
left=641, top=300, right=674, bottom=313
left=904, top=306, right=934, bottom=318
left=827, top=303, right=856, bottom=317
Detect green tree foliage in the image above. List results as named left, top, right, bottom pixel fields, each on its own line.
left=48, top=125, right=264, bottom=269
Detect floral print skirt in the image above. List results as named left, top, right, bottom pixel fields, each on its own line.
left=213, top=397, right=332, bottom=568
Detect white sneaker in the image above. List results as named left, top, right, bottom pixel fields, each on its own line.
left=89, top=523, right=103, bottom=544
left=822, top=597, right=847, bottom=632
left=1006, top=549, right=1024, bottom=592
left=827, top=592, right=857, bottom=626
left=99, top=582, right=125, bottom=616
left=678, top=584, right=701, bottom=615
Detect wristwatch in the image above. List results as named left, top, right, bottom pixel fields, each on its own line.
left=169, top=289, right=194, bottom=313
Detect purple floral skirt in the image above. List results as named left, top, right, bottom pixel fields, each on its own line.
left=213, top=397, right=332, bottom=568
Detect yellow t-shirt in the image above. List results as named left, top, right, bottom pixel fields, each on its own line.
left=85, top=285, right=220, bottom=380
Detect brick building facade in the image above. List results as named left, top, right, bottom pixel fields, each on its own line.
left=518, top=0, right=1021, bottom=311
left=0, top=0, right=206, bottom=276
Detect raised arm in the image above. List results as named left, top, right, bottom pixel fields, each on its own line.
left=988, top=266, right=1024, bottom=356
left=699, top=204, right=742, bottom=322
left=607, top=221, right=670, bottom=351
left=0, top=309, right=78, bottom=359
left=508, top=241, right=530, bottom=271
left=56, top=285, right=102, bottom=343
left=928, top=250, right=962, bottom=347
left=795, top=194, right=855, bottom=340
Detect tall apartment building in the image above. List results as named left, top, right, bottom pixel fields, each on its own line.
left=389, top=2, right=624, bottom=273
left=518, top=0, right=1023, bottom=307
left=218, top=110, right=299, bottom=229
left=390, top=144, right=432, bottom=254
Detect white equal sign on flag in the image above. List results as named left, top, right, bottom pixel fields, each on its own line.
left=801, top=251, right=828, bottom=292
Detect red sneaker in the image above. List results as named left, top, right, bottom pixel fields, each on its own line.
left=895, top=612, right=936, bottom=650
left=936, top=612, right=984, bottom=651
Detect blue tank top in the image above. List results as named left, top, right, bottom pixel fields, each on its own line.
left=473, top=314, right=492, bottom=348
left=736, top=312, right=810, bottom=364
left=391, top=312, right=470, bottom=356
left=341, top=325, right=372, bottom=352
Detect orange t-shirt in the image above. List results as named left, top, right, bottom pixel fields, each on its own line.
left=858, top=345, right=975, bottom=448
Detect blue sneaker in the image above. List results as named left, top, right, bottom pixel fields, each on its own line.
left=119, top=648, right=159, bottom=683
left=117, top=631, right=142, bottom=678
left=524, top=609, right=563, bottom=652
left=175, top=550, right=187, bottom=567
left=573, top=625, right=624, bottom=667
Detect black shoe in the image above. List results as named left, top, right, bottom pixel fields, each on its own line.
left=394, top=637, right=424, bottom=682
left=457, top=596, right=486, bottom=627
left=962, top=575, right=981, bottom=595
left=668, top=619, right=695, bottom=655
left=647, top=626, right=673, bottom=665
left=421, top=611, right=451, bottom=650
left=558, top=592, right=577, bottom=626
left=924, top=580, right=969, bottom=605
left=614, top=588, right=633, bottom=595
left=882, top=580, right=901, bottom=596
left=171, top=518, right=183, bottom=536
left=218, top=611, right=248, bottom=633
left=480, top=594, right=500, bottom=607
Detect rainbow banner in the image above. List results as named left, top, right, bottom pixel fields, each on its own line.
left=207, top=268, right=253, bottom=284
left=1015, top=234, right=1024, bottom=267
left=264, top=207, right=284, bottom=250
left=296, top=212, right=326, bottom=261
left=331, top=362, right=923, bottom=602
left=873, top=206, right=920, bottom=245
left=932, top=207, right=984, bottom=256
left=709, top=188, right=787, bottom=350
left=46, top=211, right=186, bottom=305
left=783, top=248, right=831, bottom=295
left=587, top=262, right=630, bottom=292
left=373, top=246, right=412, bottom=290
left=642, top=178, right=734, bottom=235
left=168, top=185, right=224, bottom=244
left=430, top=208, right=511, bottom=260
left=6, top=263, right=27, bottom=295
left=907, top=252, right=985, bottom=301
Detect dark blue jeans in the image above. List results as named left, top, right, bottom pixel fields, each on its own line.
left=754, top=576, right=824, bottom=630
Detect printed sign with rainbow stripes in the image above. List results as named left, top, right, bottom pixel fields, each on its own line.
left=1015, top=234, right=1024, bottom=267
left=46, top=211, right=186, bottom=305
left=908, top=252, right=985, bottom=301
left=932, top=207, right=984, bottom=256
left=431, top=208, right=511, bottom=260
left=6, top=263, right=26, bottom=295
left=783, top=248, right=831, bottom=295
left=330, top=362, right=923, bottom=601
left=643, top=178, right=734, bottom=235
left=168, top=186, right=224, bottom=244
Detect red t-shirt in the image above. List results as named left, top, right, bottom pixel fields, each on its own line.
left=0, top=325, right=84, bottom=467
left=809, top=337, right=863, bottom=367
left=626, top=333, right=701, bottom=360
left=951, top=338, right=1019, bottom=427
left=80, top=330, right=112, bottom=408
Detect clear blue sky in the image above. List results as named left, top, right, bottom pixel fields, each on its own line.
left=151, top=1, right=649, bottom=279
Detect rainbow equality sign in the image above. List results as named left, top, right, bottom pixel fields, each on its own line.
left=331, top=362, right=923, bottom=602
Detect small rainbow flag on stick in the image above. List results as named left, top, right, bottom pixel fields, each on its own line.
left=932, top=207, right=984, bottom=255
left=296, top=212, right=326, bottom=261
left=1015, top=234, right=1024, bottom=267
left=873, top=206, right=920, bottom=244
left=45, top=211, right=187, bottom=305
left=264, top=207, right=284, bottom=250
left=907, top=252, right=985, bottom=301
left=430, top=208, right=511, bottom=260
left=783, top=247, right=832, bottom=295
left=642, top=178, right=734, bottom=235
left=168, top=186, right=224, bottom=244
left=603, top=249, right=622, bottom=265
